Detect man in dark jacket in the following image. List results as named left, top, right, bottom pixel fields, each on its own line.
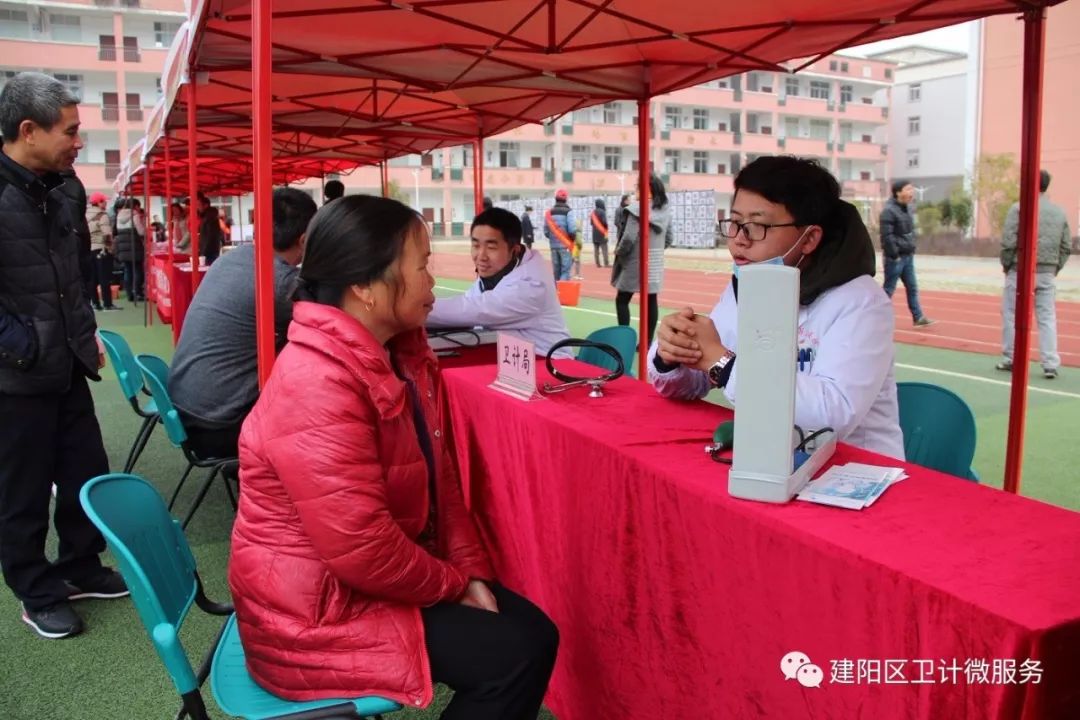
left=591, top=198, right=610, bottom=268
left=520, top=205, right=534, bottom=248
left=0, top=73, right=128, bottom=641
left=880, top=179, right=934, bottom=327
left=197, top=192, right=224, bottom=266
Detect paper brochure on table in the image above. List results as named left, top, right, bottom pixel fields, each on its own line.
left=796, top=463, right=908, bottom=510
left=489, top=333, right=540, bottom=401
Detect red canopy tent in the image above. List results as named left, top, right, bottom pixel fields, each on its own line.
left=162, top=0, right=1067, bottom=493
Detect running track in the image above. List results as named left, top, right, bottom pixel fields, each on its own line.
left=432, top=251, right=1080, bottom=368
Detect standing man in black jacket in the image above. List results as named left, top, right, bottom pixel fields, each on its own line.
left=520, top=205, right=534, bottom=248
left=0, top=72, right=127, bottom=640
left=880, top=179, right=934, bottom=327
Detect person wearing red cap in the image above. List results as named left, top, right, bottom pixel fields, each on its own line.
left=86, top=192, right=118, bottom=311
left=543, top=188, right=577, bottom=281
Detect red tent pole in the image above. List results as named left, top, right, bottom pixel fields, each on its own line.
left=636, top=98, right=651, bottom=380
left=253, top=0, right=274, bottom=388
left=473, top=138, right=484, bottom=215
left=187, top=83, right=200, bottom=295
left=380, top=161, right=389, bottom=197
left=1003, top=8, right=1047, bottom=494
left=143, top=163, right=152, bottom=327
left=165, top=139, right=173, bottom=262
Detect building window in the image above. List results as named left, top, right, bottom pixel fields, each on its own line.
left=862, top=66, right=872, bottom=78
left=664, top=149, right=681, bottom=174
left=692, top=108, right=708, bottom=130
left=810, top=120, right=831, bottom=141
left=840, top=61, right=849, bottom=73
left=52, top=73, right=83, bottom=99
left=573, top=109, right=592, bottom=124
left=603, top=102, right=619, bottom=125
left=829, top=60, right=838, bottom=71
left=908, top=115, right=920, bottom=136
left=810, top=80, right=830, bottom=100
left=907, top=149, right=920, bottom=169
left=604, top=146, right=621, bottom=171
left=49, top=13, right=81, bottom=42
left=155, top=76, right=162, bottom=96
left=840, top=84, right=853, bottom=104
left=693, top=151, right=708, bottom=174
left=0, top=9, right=29, bottom=39
left=153, top=21, right=182, bottom=47
left=498, top=142, right=519, bottom=168
left=785, top=76, right=799, bottom=97
left=885, top=68, right=893, bottom=79
left=909, top=83, right=921, bottom=102
left=571, top=144, right=589, bottom=170
left=664, top=106, right=682, bottom=130
left=783, top=117, right=800, bottom=138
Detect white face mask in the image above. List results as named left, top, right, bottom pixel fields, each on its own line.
left=733, top=227, right=810, bottom=279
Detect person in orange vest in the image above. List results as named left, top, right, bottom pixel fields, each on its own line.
left=543, top=189, right=577, bottom=281
left=590, top=198, right=610, bottom=268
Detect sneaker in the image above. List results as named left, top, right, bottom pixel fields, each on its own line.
left=92, top=304, right=103, bottom=311
left=1044, top=368, right=1059, bottom=380
left=66, top=569, right=129, bottom=600
left=102, top=305, right=123, bottom=311
left=22, top=601, right=83, bottom=639
left=995, top=361, right=1013, bottom=372
left=913, top=317, right=936, bottom=328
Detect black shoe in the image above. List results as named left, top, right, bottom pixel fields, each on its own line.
left=66, top=569, right=129, bottom=600
left=913, top=316, right=936, bottom=328
left=22, top=601, right=83, bottom=639
left=1044, top=368, right=1059, bottom=380
left=92, top=304, right=103, bottom=311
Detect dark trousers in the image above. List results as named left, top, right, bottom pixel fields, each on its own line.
left=0, top=369, right=108, bottom=610
left=882, top=254, right=925, bottom=321
left=593, top=241, right=609, bottom=267
left=422, top=583, right=558, bottom=720
left=615, top=290, right=658, bottom=345
left=91, top=251, right=116, bottom=308
left=183, top=421, right=243, bottom=462
left=122, top=257, right=144, bottom=302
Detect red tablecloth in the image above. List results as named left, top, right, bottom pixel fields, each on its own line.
left=169, top=261, right=207, bottom=342
left=439, top=348, right=1080, bottom=720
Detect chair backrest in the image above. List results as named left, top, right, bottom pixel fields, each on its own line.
left=98, top=329, right=145, bottom=402
left=896, top=382, right=978, bottom=479
left=135, top=354, right=187, bottom=447
left=80, top=473, right=201, bottom=694
left=578, top=325, right=638, bottom=377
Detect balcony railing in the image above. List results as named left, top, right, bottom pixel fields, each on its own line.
left=562, top=170, right=574, bottom=183
left=544, top=169, right=555, bottom=184
left=450, top=168, right=463, bottom=181
left=123, top=47, right=141, bottom=63
left=127, top=107, right=144, bottom=122
left=98, top=47, right=117, bottom=61
left=104, top=164, right=120, bottom=180
left=102, top=106, right=120, bottom=122
left=431, top=168, right=444, bottom=181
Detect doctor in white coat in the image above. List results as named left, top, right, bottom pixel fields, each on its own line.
left=649, top=156, right=904, bottom=459
left=427, top=207, right=573, bottom=358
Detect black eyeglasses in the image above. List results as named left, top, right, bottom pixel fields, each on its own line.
left=718, top=219, right=801, bottom=243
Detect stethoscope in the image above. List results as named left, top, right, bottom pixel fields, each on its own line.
left=542, top=338, right=625, bottom=398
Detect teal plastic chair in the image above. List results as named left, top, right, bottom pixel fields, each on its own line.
left=135, top=353, right=238, bottom=528
left=577, top=325, right=638, bottom=378
left=896, top=382, right=979, bottom=481
left=98, top=330, right=159, bottom=473
left=80, top=474, right=401, bottom=720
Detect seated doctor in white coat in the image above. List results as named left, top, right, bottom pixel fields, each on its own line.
left=649, top=156, right=904, bottom=459
left=426, top=207, right=573, bottom=358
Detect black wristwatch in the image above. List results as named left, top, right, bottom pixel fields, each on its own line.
left=707, top=351, right=736, bottom=388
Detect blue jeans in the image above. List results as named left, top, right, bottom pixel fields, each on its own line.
left=550, top=246, right=572, bottom=281
left=882, top=254, right=925, bottom=321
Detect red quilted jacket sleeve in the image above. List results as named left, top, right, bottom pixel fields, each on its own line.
left=436, top=426, right=495, bottom=581
left=264, top=380, right=470, bottom=607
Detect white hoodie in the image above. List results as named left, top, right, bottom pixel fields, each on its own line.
left=648, top=274, right=905, bottom=459
left=427, top=248, right=573, bottom=358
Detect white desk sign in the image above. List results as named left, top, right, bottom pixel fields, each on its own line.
left=490, top=333, right=539, bottom=401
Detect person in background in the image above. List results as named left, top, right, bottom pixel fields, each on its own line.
left=591, top=198, right=610, bottom=268
left=323, top=179, right=344, bottom=204
left=170, top=200, right=190, bottom=253
left=611, top=174, right=673, bottom=345
left=230, top=195, right=558, bottom=718
left=115, top=198, right=146, bottom=302
left=520, top=205, right=534, bottom=249
left=0, top=71, right=128, bottom=641
left=614, top=193, right=631, bottom=241
left=86, top=192, right=119, bottom=311
left=998, top=169, right=1072, bottom=379
left=543, top=188, right=576, bottom=281
left=427, top=207, right=571, bottom=357
left=197, top=192, right=224, bottom=266
left=168, top=188, right=318, bottom=461
left=880, top=180, right=934, bottom=328
left=482, top=196, right=494, bottom=211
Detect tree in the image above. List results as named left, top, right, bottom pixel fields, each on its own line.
left=385, top=178, right=410, bottom=205
left=950, top=188, right=973, bottom=235
left=970, top=154, right=1020, bottom=237
left=916, top=205, right=942, bottom=236
left=937, top=197, right=953, bottom=227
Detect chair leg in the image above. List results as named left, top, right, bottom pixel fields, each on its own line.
left=181, top=466, right=222, bottom=530
left=178, top=690, right=211, bottom=720
left=168, top=462, right=196, bottom=511
left=124, top=414, right=157, bottom=473
left=222, top=470, right=238, bottom=511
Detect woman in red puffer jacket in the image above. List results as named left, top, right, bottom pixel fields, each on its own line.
left=230, top=196, right=558, bottom=719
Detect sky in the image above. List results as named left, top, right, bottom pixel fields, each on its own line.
left=843, top=21, right=974, bottom=57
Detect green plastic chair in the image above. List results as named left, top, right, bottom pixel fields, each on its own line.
left=896, top=382, right=979, bottom=481
left=135, top=353, right=238, bottom=528
left=98, top=330, right=159, bottom=473
left=80, top=473, right=401, bottom=720
left=577, top=325, right=638, bottom=378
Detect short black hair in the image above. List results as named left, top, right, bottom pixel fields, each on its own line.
left=734, top=156, right=840, bottom=227
left=890, top=179, right=910, bottom=198
left=272, top=187, right=318, bottom=252
left=323, top=180, right=344, bottom=201
left=647, top=174, right=668, bottom=210
left=482, top=196, right=494, bottom=210
left=1040, top=170, right=1051, bottom=192
left=471, top=207, right=522, bottom=245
